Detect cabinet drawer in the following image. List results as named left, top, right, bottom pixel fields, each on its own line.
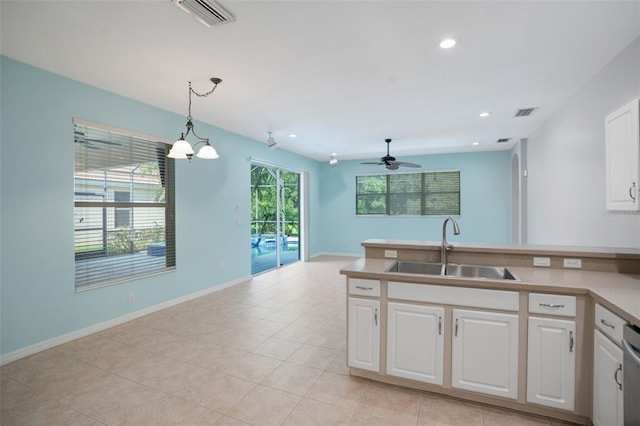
left=388, top=282, right=518, bottom=311
left=595, top=303, right=627, bottom=344
left=528, top=293, right=576, bottom=317
left=348, top=278, right=380, bottom=297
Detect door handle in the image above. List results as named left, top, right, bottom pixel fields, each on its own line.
left=438, top=316, right=442, bottom=335
left=569, top=331, right=574, bottom=352
left=614, top=363, right=623, bottom=391
left=454, top=318, right=459, bottom=337
left=622, top=339, right=640, bottom=365
left=630, top=182, right=637, bottom=201
left=374, top=308, right=378, bottom=326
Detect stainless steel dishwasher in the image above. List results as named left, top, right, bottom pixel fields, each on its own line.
left=623, top=324, right=640, bottom=425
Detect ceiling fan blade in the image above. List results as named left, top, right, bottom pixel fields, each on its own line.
left=386, top=164, right=400, bottom=170
left=393, top=161, right=422, bottom=168
left=360, top=161, right=384, bottom=165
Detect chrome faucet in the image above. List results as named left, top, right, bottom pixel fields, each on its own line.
left=441, top=216, right=460, bottom=266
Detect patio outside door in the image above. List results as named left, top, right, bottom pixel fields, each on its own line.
left=251, top=164, right=300, bottom=274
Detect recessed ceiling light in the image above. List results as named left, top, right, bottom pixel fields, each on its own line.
left=288, top=133, right=298, bottom=138
left=479, top=112, right=491, bottom=117
left=439, top=38, right=457, bottom=49
left=472, top=142, right=480, bottom=146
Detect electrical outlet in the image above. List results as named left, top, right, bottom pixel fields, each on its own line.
left=563, top=258, right=582, bottom=268
left=384, top=249, right=397, bottom=258
left=128, top=294, right=134, bottom=305
left=533, top=257, right=551, bottom=267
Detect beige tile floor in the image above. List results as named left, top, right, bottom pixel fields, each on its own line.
left=1, top=255, right=581, bottom=426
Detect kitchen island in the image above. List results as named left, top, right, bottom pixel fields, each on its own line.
left=340, top=239, right=640, bottom=425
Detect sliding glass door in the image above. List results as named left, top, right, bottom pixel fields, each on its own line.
left=251, top=164, right=300, bottom=275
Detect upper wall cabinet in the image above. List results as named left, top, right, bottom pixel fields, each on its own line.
left=605, top=98, right=639, bottom=211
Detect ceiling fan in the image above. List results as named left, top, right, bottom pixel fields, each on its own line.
left=361, top=138, right=421, bottom=170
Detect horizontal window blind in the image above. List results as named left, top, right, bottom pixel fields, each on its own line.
left=356, top=171, right=460, bottom=216
left=74, top=121, right=175, bottom=290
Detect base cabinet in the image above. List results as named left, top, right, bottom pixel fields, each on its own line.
left=387, top=302, right=444, bottom=385
left=451, top=309, right=519, bottom=399
left=593, top=330, right=624, bottom=426
left=348, top=297, right=380, bottom=372
left=527, top=317, right=576, bottom=411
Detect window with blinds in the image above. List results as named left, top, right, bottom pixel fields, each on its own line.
left=74, top=120, right=175, bottom=291
left=356, top=171, right=460, bottom=216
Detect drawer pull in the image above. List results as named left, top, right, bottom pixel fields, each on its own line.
left=539, top=303, right=565, bottom=309
left=600, top=319, right=616, bottom=329
left=355, top=286, right=373, bottom=291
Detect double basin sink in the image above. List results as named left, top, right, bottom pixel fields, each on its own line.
left=386, top=261, right=518, bottom=281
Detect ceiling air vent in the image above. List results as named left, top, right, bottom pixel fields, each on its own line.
left=514, top=107, right=537, bottom=117
left=173, top=0, right=236, bottom=27
left=497, top=138, right=511, bottom=143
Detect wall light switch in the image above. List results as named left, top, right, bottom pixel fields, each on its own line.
left=563, top=258, right=582, bottom=268
left=533, top=257, right=550, bottom=267
left=384, top=249, right=398, bottom=258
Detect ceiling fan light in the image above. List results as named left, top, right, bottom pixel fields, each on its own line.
left=196, top=143, right=219, bottom=159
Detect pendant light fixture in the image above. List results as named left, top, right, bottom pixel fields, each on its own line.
left=168, top=78, right=222, bottom=161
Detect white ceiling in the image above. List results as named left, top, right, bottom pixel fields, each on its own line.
left=2, top=1, right=639, bottom=162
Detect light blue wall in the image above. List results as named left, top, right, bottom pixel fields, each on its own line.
left=0, top=57, right=322, bottom=355
left=317, top=152, right=512, bottom=255
left=0, top=56, right=512, bottom=357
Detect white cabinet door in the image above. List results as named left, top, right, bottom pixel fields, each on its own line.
left=527, top=317, right=576, bottom=411
left=605, top=98, right=639, bottom=211
left=348, top=297, right=380, bottom=372
left=387, top=302, right=444, bottom=385
left=593, top=330, right=624, bottom=426
left=451, top=309, right=519, bottom=399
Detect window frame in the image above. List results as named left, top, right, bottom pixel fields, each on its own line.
left=356, top=170, right=461, bottom=216
left=73, top=118, right=176, bottom=291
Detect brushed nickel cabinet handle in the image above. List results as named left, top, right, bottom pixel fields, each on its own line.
left=600, top=319, right=616, bottom=329
left=614, top=363, right=623, bottom=391
left=569, top=331, right=574, bottom=353
left=539, top=303, right=565, bottom=309
left=355, top=286, right=373, bottom=290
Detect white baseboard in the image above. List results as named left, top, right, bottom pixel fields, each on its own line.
left=0, top=275, right=251, bottom=366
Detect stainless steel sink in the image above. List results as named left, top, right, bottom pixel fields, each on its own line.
left=386, top=261, right=518, bottom=281
left=386, top=261, right=444, bottom=275
left=445, top=264, right=518, bottom=280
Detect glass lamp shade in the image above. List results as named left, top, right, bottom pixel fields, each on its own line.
left=167, top=137, right=195, bottom=159
left=196, top=144, right=220, bottom=159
